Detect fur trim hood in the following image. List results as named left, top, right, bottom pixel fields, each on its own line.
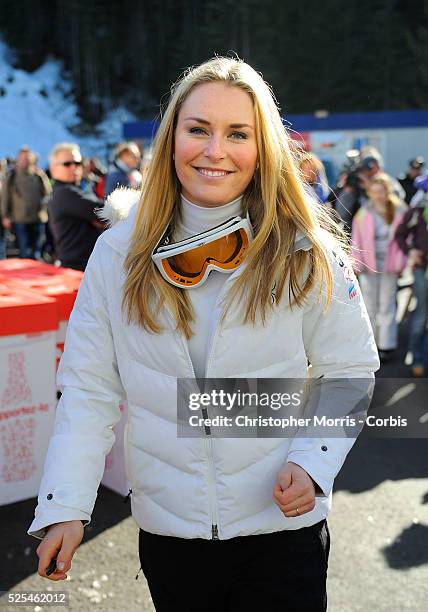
left=97, top=187, right=141, bottom=227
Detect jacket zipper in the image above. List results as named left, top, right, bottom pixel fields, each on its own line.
left=177, top=284, right=234, bottom=541
left=199, top=278, right=238, bottom=541
left=167, top=272, right=241, bottom=541
left=204, top=434, right=220, bottom=540
left=181, top=343, right=220, bottom=540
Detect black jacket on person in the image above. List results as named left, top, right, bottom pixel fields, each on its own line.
left=48, top=181, right=103, bottom=271
left=397, top=173, right=418, bottom=205
left=394, top=203, right=428, bottom=269
left=332, top=189, right=361, bottom=233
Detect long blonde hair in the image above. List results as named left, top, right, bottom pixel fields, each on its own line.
left=123, top=56, right=341, bottom=338
left=368, top=173, right=401, bottom=225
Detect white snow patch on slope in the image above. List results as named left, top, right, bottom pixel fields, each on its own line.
left=0, top=38, right=137, bottom=165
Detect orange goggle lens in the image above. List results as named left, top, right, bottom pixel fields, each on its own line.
left=160, top=228, right=249, bottom=287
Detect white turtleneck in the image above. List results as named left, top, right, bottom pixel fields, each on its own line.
left=174, top=194, right=244, bottom=378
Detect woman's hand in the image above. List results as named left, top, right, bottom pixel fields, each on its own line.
left=36, top=520, right=84, bottom=581
left=273, top=462, right=316, bottom=517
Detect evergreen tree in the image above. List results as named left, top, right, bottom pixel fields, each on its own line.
left=0, top=0, right=426, bottom=119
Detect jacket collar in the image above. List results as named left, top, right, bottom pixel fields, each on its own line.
left=100, top=188, right=313, bottom=256
left=53, top=179, right=79, bottom=188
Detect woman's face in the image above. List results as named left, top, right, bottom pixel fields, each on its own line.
left=174, top=82, right=258, bottom=207
left=369, top=183, right=388, bottom=206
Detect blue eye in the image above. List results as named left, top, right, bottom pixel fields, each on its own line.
left=189, top=127, right=206, bottom=135
left=231, top=132, right=247, bottom=140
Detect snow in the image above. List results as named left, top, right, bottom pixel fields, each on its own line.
left=0, top=39, right=138, bottom=165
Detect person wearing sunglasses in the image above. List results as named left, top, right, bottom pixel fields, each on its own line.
left=47, top=142, right=105, bottom=271
left=29, top=58, right=379, bottom=611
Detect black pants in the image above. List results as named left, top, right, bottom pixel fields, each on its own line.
left=138, top=520, right=330, bottom=612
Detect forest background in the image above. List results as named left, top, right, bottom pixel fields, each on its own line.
left=0, top=0, right=427, bottom=126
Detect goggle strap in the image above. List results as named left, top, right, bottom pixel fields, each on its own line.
left=153, top=216, right=252, bottom=261
left=155, top=216, right=245, bottom=254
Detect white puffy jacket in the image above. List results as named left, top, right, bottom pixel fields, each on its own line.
left=28, top=189, right=379, bottom=541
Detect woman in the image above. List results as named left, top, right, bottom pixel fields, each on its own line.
left=352, top=174, right=407, bottom=359
left=298, top=151, right=331, bottom=205
left=395, top=171, right=428, bottom=376
left=29, top=57, right=378, bottom=611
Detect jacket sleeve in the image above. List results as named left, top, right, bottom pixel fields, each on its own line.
left=38, top=170, right=52, bottom=198
left=27, top=238, right=125, bottom=540
left=286, top=242, right=380, bottom=497
left=105, top=172, right=129, bottom=198
left=394, top=209, right=413, bottom=255
left=60, top=185, right=102, bottom=222
left=1, top=174, right=12, bottom=218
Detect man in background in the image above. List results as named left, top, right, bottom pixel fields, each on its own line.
left=357, top=155, right=405, bottom=201
left=105, top=141, right=142, bottom=196
left=48, top=143, right=105, bottom=271
left=1, top=146, right=51, bottom=259
left=397, top=157, right=425, bottom=205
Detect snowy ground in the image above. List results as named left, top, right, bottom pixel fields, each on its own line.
left=0, top=39, right=137, bottom=165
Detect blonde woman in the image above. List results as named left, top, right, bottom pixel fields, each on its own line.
left=351, top=174, right=407, bottom=360
left=29, top=57, right=378, bottom=611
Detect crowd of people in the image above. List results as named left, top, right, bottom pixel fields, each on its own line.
left=0, top=137, right=427, bottom=374
left=336, top=152, right=427, bottom=376
left=295, top=147, right=427, bottom=376
left=0, top=140, right=145, bottom=268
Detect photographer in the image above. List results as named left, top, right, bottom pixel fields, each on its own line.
left=330, top=150, right=365, bottom=233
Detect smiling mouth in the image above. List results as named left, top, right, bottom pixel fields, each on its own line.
left=194, top=167, right=233, bottom=177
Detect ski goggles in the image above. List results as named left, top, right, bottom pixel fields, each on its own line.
left=152, top=215, right=253, bottom=288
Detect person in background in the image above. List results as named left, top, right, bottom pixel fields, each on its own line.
left=90, top=158, right=107, bottom=199
left=358, top=155, right=405, bottom=201
left=331, top=172, right=364, bottom=234
left=328, top=149, right=364, bottom=233
left=298, top=151, right=331, bottom=204
left=1, top=146, right=51, bottom=259
left=48, top=143, right=105, bottom=271
left=29, top=56, right=378, bottom=612
left=79, top=158, right=96, bottom=194
left=79, top=157, right=107, bottom=198
left=395, top=171, right=428, bottom=376
left=397, top=157, right=425, bottom=206
left=352, top=175, right=407, bottom=360
left=105, top=141, right=142, bottom=196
